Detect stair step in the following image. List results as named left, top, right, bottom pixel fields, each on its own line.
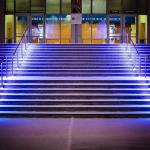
left=0, top=100, right=150, bottom=106
left=0, top=98, right=150, bottom=102
left=0, top=105, right=150, bottom=112
left=1, top=104, right=149, bottom=107
left=4, top=85, right=149, bottom=88
left=11, top=73, right=137, bottom=77
left=2, top=88, right=150, bottom=90
left=1, top=94, right=150, bottom=100
left=1, top=92, right=150, bottom=95
left=1, top=89, right=150, bottom=94
left=0, top=111, right=150, bottom=118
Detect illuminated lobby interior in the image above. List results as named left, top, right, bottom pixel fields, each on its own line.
left=2, top=0, right=149, bottom=44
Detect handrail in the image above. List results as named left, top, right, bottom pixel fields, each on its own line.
left=0, top=25, right=30, bottom=87
left=13, top=25, right=29, bottom=56
left=0, top=56, right=8, bottom=87
left=130, top=38, right=139, bottom=55
left=0, top=56, right=5, bottom=87
left=126, top=33, right=149, bottom=77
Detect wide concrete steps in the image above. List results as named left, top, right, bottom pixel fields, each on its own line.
left=0, top=44, right=150, bottom=117
left=1, top=77, right=150, bottom=117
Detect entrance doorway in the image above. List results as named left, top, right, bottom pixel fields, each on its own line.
left=108, top=15, right=137, bottom=44
left=81, top=14, right=107, bottom=44
left=16, top=14, right=28, bottom=43
left=15, top=14, right=144, bottom=44
left=31, top=15, right=44, bottom=43
left=45, top=14, right=71, bottom=44
left=138, top=15, right=147, bottom=44
left=108, top=15, right=122, bottom=43
left=124, top=15, right=137, bottom=43
left=16, top=14, right=45, bottom=43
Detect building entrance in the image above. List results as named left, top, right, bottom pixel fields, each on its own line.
left=4, top=0, right=149, bottom=44
left=31, top=15, right=44, bottom=43
left=109, top=15, right=122, bottom=43
left=81, top=14, right=107, bottom=44
left=46, top=14, right=71, bottom=44
left=16, top=14, right=45, bottom=43
left=16, top=14, right=28, bottom=42
left=108, top=15, right=137, bottom=44
left=124, top=15, right=137, bottom=43
left=14, top=14, right=146, bottom=44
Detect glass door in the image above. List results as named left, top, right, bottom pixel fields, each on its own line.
left=60, top=14, right=71, bottom=44
left=138, top=15, right=147, bottom=44
left=109, top=15, right=122, bottom=43
left=16, top=14, right=29, bottom=43
left=92, top=14, right=107, bottom=44
left=124, top=15, right=137, bottom=43
left=31, top=14, right=45, bottom=43
left=82, top=14, right=92, bottom=44
left=45, top=14, right=60, bottom=44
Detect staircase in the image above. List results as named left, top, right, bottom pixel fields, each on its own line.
left=0, top=44, right=150, bottom=118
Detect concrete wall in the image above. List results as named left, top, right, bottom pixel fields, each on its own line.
left=148, top=1, right=150, bottom=43
left=0, top=0, right=5, bottom=43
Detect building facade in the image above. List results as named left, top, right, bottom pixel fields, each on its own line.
left=0, top=0, right=150, bottom=44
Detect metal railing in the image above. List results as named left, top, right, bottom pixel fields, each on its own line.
left=0, top=56, right=8, bottom=87
left=126, top=33, right=149, bottom=77
left=1, top=26, right=30, bottom=87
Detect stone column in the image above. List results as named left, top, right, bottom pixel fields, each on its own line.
left=71, top=15, right=82, bottom=43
